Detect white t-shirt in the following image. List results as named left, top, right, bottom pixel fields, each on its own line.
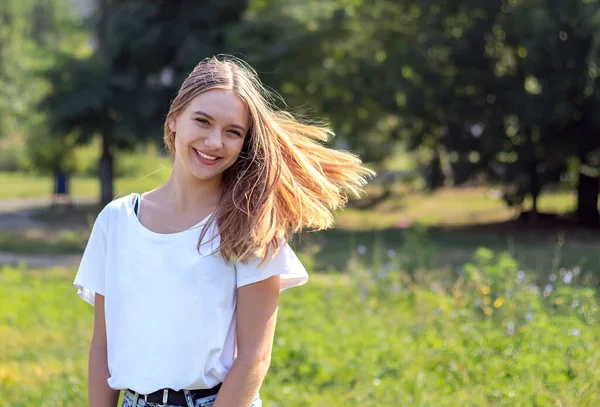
left=73, top=194, right=308, bottom=394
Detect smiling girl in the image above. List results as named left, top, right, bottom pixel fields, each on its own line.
left=73, top=55, right=373, bottom=407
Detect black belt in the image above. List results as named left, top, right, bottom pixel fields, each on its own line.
left=128, top=383, right=222, bottom=406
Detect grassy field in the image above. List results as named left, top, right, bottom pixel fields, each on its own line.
left=0, top=171, right=170, bottom=201
left=2, top=253, right=599, bottom=406
left=337, top=185, right=580, bottom=229
left=2, top=168, right=600, bottom=406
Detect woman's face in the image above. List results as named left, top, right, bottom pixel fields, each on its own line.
left=170, top=89, right=250, bottom=182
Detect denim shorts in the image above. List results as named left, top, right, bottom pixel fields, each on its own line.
left=122, top=389, right=262, bottom=407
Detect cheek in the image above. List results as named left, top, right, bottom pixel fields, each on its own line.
left=233, top=137, right=247, bottom=154
left=173, top=136, right=186, bottom=157
left=228, top=143, right=244, bottom=161
left=175, top=125, right=200, bottom=153
left=175, top=124, right=192, bottom=144
left=173, top=134, right=194, bottom=163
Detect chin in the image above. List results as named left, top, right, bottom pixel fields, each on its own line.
left=188, top=162, right=229, bottom=181
left=190, top=169, right=222, bottom=181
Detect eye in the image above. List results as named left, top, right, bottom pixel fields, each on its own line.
left=195, top=118, right=209, bottom=125
left=228, top=129, right=242, bottom=137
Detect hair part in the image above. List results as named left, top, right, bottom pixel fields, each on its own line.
left=164, top=55, right=375, bottom=264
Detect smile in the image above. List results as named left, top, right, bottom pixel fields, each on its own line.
left=194, top=149, right=221, bottom=161
left=193, top=148, right=223, bottom=166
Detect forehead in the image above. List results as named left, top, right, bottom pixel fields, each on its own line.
left=185, top=89, right=250, bottom=127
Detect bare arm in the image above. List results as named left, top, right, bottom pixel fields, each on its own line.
left=89, top=293, right=119, bottom=407
left=213, top=275, right=281, bottom=407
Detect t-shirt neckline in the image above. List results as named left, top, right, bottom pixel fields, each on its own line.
left=128, top=193, right=214, bottom=239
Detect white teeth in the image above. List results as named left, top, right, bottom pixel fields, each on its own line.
left=195, top=149, right=218, bottom=160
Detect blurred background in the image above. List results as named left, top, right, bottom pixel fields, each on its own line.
left=1, top=0, right=599, bottom=406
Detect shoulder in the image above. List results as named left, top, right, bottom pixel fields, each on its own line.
left=94, top=193, right=135, bottom=228
left=235, top=239, right=308, bottom=291
left=107, top=193, right=135, bottom=211
left=236, top=238, right=297, bottom=269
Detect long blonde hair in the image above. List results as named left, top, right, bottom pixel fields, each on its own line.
left=164, top=55, right=374, bottom=263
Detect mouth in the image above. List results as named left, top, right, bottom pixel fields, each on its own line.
left=193, top=148, right=223, bottom=165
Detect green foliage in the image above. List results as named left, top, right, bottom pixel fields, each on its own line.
left=0, top=0, right=90, bottom=179
left=37, top=0, right=250, bottom=204
left=232, top=0, right=401, bottom=163
left=42, top=0, right=250, bottom=145
left=0, top=134, right=28, bottom=171
left=26, top=131, right=80, bottom=174
left=234, top=0, right=600, bottom=221
left=6, top=0, right=599, bottom=214
left=439, top=0, right=600, bottom=213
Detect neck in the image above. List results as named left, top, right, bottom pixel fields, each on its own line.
left=161, top=164, right=222, bottom=213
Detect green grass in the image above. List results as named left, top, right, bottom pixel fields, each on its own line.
left=1, top=267, right=91, bottom=406
left=2, top=251, right=599, bottom=406
left=0, top=229, right=89, bottom=255
left=338, top=185, right=580, bottom=230
left=0, top=170, right=169, bottom=200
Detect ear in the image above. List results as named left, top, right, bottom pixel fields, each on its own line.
left=168, top=117, right=177, bottom=133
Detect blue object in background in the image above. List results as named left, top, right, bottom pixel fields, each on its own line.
left=55, top=171, right=68, bottom=195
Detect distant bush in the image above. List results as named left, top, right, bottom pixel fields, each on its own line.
left=114, top=143, right=172, bottom=178
left=0, top=133, right=28, bottom=172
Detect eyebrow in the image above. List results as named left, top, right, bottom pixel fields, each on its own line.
left=193, top=110, right=247, bottom=132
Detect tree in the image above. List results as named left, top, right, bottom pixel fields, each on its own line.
left=233, top=0, right=600, bottom=225
left=0, top=0, right=86, bottom=178
left=437, top=0, right=600, bottom=224
left=38, top=0, right=600, bottom=222
left=0, top=0, right=78, bottom=141
left=42, top=0, right=248, bottom=205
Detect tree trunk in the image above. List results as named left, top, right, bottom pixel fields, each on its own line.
left=99, top=129, right=113, bottom=206
left=425, top=147, right=444, bottom=190
left=527, top=154, right=541, bottom=225
left=530, top=191, right=539, bottom=225
left=576, top=164, right=599, bottom=227
left=94, top=0, right=112, bottom=206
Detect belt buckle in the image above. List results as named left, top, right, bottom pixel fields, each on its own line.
left=142, top=389, right=169, bottom=406
left=160, top=389, right=169, bottom=406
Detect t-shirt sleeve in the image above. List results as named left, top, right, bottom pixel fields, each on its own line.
left=235, top=241, right=308, bottom=292
left=73, top=210, right=108, bottom=306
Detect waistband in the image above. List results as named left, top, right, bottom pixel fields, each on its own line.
left=125, top=383, right=222, bottom=406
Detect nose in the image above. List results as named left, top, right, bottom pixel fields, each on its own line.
left=203, top=129, right=223, bottom=150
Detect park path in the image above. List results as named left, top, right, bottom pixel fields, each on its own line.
left=0, top=252, right=82, bottom=268
left=0, top=196, right=94, bottom=267
left=0, top=196, right=95, bottom=213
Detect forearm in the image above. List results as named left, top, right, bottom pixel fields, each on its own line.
left=213, top=357, right=270, bottom=407
left=88, top=339, right=119, bottom=407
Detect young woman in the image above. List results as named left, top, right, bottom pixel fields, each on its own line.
left=73, top=55, right=373, bottom=407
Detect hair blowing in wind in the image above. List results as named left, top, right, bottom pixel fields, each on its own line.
left=164, top=56, right=375, bottom=263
